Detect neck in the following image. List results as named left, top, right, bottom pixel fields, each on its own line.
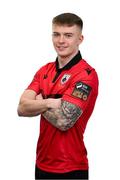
left=58, top=50, right=79, bottom=68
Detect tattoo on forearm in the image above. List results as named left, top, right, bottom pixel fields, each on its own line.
left=43, top=100, right=83, bottom=131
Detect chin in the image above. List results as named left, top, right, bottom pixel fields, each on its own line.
left=58, top=53, right=69, bottom=58
left=57, top=50, right=70, bottom=58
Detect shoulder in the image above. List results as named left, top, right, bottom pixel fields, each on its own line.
left=72, top=59, right=99, bottom=88
left=79, top=59, right=98, bottom=80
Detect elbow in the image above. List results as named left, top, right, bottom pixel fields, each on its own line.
left=17, top=111, right=23, bottom=117
left=17, top=105, right=25, bottom=116
left=17, top=101, right=27, bottom=117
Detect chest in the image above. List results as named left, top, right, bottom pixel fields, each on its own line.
left=40, top=70, right=72, bottom=97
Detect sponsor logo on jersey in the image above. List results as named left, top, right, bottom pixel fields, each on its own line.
left=72, top=81, right=92, bottom=101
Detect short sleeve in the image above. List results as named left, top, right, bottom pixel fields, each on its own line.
left=62, top=70, right=98, bottom=111
left=27, top=69, right=42, bottom=94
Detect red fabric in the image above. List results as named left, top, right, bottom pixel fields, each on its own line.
left=27, top=59, right=98, bottom=173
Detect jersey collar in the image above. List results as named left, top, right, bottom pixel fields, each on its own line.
left=55, top=50, right=82, bottom=72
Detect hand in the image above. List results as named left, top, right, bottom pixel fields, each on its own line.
left=36, top=94, right=43, bottom=100
left=47, top=98, right=61, bottom=109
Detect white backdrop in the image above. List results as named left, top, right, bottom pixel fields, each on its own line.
left=0, top=0, right=120, bottom=179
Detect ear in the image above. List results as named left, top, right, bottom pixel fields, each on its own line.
left=79, top=34, right=84, bottom=45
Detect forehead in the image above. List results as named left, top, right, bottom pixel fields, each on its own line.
left=52, top=24, right=80, bottom=33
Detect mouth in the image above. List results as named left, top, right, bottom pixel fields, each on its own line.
left=56, top=46, right=67, bottom=51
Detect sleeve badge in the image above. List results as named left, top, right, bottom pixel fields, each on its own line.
left=72, top=81, right=92, bottom=101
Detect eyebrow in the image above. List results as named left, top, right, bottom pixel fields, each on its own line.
left=53, top=32, right=73, bottom=35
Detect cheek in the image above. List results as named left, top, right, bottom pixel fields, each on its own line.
left=69, top=39, right=79, bottom=47
left=73, top=38, right=81, bottom=46
left=52, top=39, right=57, bottom=47
left=52, top=38, right=58, bottom=45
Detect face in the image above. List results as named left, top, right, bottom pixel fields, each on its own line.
left=52, top=24, right=83, bottom=59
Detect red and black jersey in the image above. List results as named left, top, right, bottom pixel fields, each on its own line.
left=27, top=51, right=99, bottom=173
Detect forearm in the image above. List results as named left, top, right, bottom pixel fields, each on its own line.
left=18, top=99, right=48, bottom=117
left=43, top=108, right=62, bottom=128
left=43, top=100, right=82, bottom=131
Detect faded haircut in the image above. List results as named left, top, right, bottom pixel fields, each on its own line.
left=52, top=13, right=83, bottom=31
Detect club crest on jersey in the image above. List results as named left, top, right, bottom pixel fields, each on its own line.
left=61, top=74, right=71, bottom=84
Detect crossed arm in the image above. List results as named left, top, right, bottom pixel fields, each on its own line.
left=17, top=90, right=83, bottom=131
left=43, top=99, right=82, bottom=131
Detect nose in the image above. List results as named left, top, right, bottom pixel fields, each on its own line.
left=59, top=35, right=65, bottom=43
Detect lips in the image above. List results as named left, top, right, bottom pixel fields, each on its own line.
left=56, top=46, right=67, bottom=51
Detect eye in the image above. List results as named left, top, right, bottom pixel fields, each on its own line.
left=52, top=33, right=60, bottom=37
left=65, top=34, right=73, bottom=38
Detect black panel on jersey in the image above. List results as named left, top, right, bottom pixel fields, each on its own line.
left=52, top=51, right=82, bottom=83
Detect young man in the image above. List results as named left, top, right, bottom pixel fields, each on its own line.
left=17, top=13, right=99, bottom=179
